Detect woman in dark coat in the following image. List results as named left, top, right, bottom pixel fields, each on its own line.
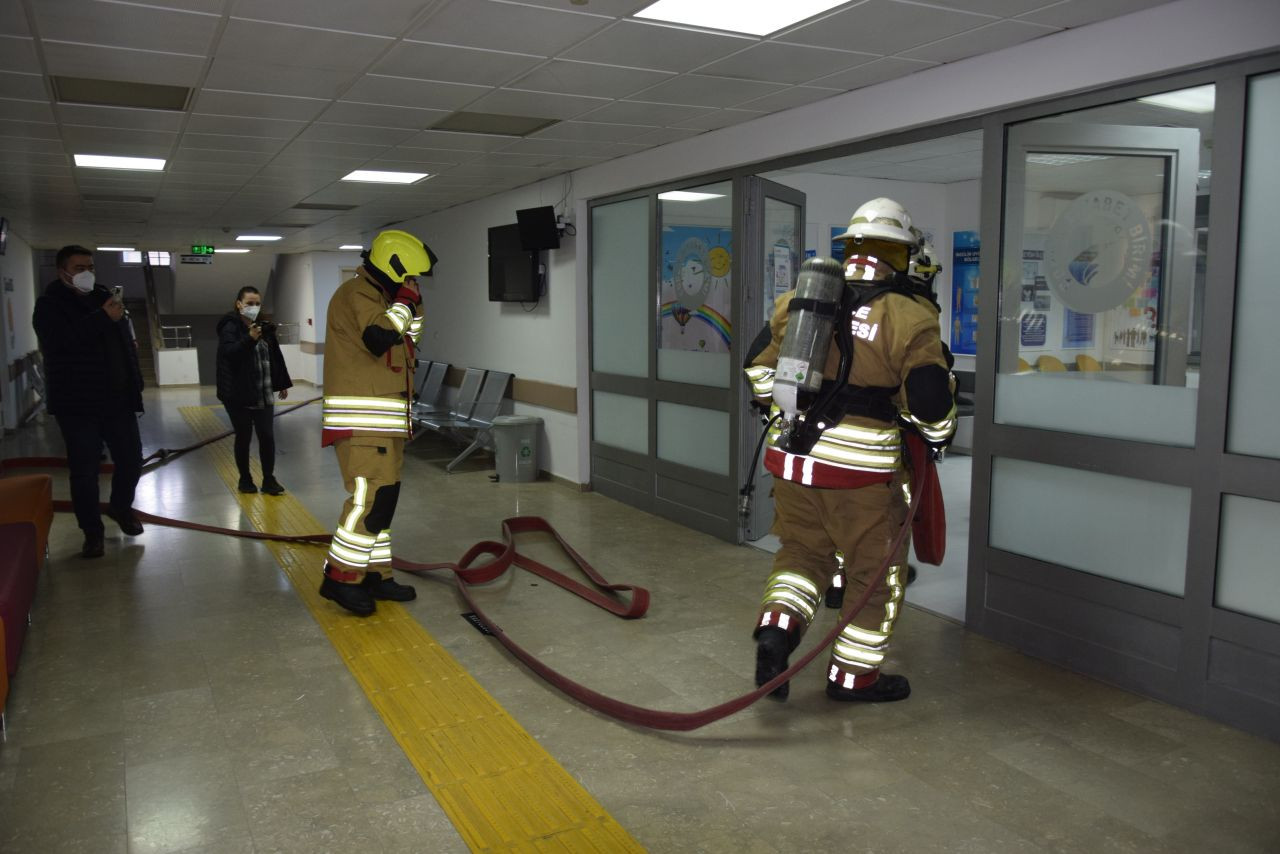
left=216, top=286, right=293, bottom=494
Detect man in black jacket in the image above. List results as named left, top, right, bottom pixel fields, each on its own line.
left=32, top=245, right=145, bottom=558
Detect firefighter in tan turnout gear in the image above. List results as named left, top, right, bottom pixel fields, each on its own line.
left=319, top=229, right=436, bottom=616
left=744, top=198, right=956, bottom=702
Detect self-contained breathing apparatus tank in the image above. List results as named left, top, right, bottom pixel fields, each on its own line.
left=772, top=257, right=852, bottom=457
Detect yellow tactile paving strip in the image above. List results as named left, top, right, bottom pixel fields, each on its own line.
left=180, top=405, right=643, bottom=853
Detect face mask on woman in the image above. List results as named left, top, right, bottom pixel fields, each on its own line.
left=71, top=270, right=96, bottom=293
left=240, top=304, right=261, bottom=322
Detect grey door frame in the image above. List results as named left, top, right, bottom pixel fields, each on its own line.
left=967, top=51, right=1280, bottom=742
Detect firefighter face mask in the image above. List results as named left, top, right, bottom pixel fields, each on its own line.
left=843, top=237, right=910, bottom=283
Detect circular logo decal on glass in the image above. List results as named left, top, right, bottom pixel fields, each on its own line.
left=1044, top=189, right=1152, bottom=314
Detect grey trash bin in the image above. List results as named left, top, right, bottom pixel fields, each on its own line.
left=492, top=415, right=542, bottom=482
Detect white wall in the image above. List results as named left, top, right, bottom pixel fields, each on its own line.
left=367, top=0, right=1279, bottom=483
left=274, top=250, right=361, bottom=385
left=0, top=229, right=38, bottom=430
left=169, top=252, right=278, bottom=315
left=155, top=348, right=199, bottom=385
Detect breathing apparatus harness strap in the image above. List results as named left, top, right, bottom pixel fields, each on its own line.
left=781, top=274, right=917, bottom=455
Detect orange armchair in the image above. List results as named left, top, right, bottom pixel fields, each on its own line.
left=0, top=474, right=53, bottom=569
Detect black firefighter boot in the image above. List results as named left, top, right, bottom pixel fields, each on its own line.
left=755, top=626, right=793, bottom=701
left=320, top=572, right=376, bottom=616
left=826, top=672, right=912, bottom=703
left=363, top=572, right=416, bottom=601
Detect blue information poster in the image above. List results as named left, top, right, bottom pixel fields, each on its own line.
left=951, top=231, right=980, bottom=355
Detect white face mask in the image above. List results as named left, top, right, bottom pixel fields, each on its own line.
left=240, top=304, right=261, bottom=321
left=71, top=270, right=95, bottom=293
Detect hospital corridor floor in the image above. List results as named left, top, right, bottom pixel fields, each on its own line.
left=0, top=387, right=1277, bottom=854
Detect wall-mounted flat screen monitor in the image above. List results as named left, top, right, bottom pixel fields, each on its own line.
left=488, top=223, right=540, bottom=302
left=515, top=205, right=560, bottom=250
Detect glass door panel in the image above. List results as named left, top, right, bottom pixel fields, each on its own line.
left=657, top=181, right=733, bottom=388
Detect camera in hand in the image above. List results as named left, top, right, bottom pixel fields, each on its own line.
left=254, top=320, right=277, bottom=336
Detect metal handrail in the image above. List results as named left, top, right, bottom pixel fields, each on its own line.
left=159, top=325, right=193, bottom=349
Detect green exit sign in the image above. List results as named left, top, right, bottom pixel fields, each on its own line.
left=191, top=244, right=215, bottom=255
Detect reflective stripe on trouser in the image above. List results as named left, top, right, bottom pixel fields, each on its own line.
left=758, top=472, right=909, bottom=687
left=327, top=436, right=404, bottom=583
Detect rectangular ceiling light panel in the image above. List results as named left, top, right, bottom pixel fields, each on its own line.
left=236, top=234, right=282, bottom=241
left=658, top=190, right=725, bottom=201
left=634, top=0, right=849, bottom=36
left=341, top=170, right=430, bottom=184
left=1137, top=84, right=1215, bottom=113
left=75, top=154, right=166, bottom=171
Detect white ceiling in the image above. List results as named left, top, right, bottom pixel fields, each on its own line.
left=0, top=0, right=1171, bottom=253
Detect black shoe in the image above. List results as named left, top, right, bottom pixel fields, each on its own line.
left=238, top=478, right=258, bottom=494
left=826, top=673, right=911, bottom=703
left=81, top=532, right=105, bottom=559
left=260, top=477, right=285, bottom=496
left=754, top=627, right=792, bottom=701
left=906, top=564, right=918, bottom=586
left=319, top=576, right=376, bottom=616
left=104, top=507, right=143, bottom=536
left=824, top=584, right=844, bottom=609
left=363, top=573, right=416, bottom=601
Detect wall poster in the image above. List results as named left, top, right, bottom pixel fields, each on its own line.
left=951, top=230, right=980, bottom=355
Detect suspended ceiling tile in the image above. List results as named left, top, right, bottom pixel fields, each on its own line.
left=0, top=118, right=58, bottom=139
left=194, top=90, right=329, bottom=122
left=1018, top=0, right=1172, bottom=28
left=373, top=41, right=544, bottom=87
left=230, top=0, right=434, bottom=37
left=185, top=113, right=308, bottom=138
left=563, top=20, right=754, bottom=73
left=901, top=19, right=1058, bottom=63
left=299, top=122, right=417, bottom=146
left=624, top=127, right=705, bottom=146
left=34, top=0, right=219, bottom=54
left=0, top=35, right=38, bottom=74
left=538, top=154, right=613, bottom=171
left=695, top=41, right=877, bottom=85
left=398, top=129, right=520, bottom=152
left=511, top=0, right=652, bottom=14
left=409, top=0, right=610, bottom=56
left=218, top=18, right=392, bottom=72
left=61, top=125, right=178, bottom=150
left=923, top=0, right=1061, bottom=13
left=319, top=101, right=451, bottom=131
left=463, top=88, right=606, bottom=121
left=172, top=146, right=277, bottom=165
left=375, top=146, right=478, bottom=166
left=809, top=56, right=937, bottom=90
left=56, top=103, right=184, bottom=132
left=0, top=4, right=29, bottom=36
left=509, top=60, right=675, bottom=100
left=780, top=0, right=993, bottom=54
left=204, top=57, right=359, bottom=100
left=0, top=71, right=45, bottom=101
left=277, top=138, right=392, bottom=160
left=0, top=97, right=54, bottom=122
left=528, top=120, right=656, bottom=143
left=343, top=75, right=492, bottom=111
left=635, top=75, right=787, bottom=109
left=500, top=136, right=632, bottom=158
left=42, top=42, right=206, bottom=88
left=177, top=133, right=289, bottom=154
left=576, top=99, right=708, bottom=126
left=732, top=85, right=843, bottom=113
left=672, top=108, right=768, bottom=132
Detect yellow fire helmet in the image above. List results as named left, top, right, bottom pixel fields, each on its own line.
left=366, top=229, right=438, bottom=283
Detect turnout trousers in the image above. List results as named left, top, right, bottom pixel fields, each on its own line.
left=324, top=436, right=404, bottom=584
left=756, top=470, right=910, bottom=690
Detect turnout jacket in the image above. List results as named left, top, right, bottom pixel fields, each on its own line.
left=745, top=287, right=956, bottom=489
left=321, top=268, right=424, bottom=445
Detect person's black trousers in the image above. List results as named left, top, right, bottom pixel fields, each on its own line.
left=224, top=405, right=275, bottom=481
left=55, top=409, right=143, bottom=534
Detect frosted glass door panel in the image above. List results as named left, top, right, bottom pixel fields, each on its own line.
left=592, top=390, right=648, bottom=454
left=592, top=197, right=650, bottom=378
left=1216, top=495, right=1280, bottom=623
left=1227, top=72, right=1280, bottom=459
left=657, top=401, right=729, bottom=476
left=989, top=457, right=1190, bottom=595
left=997, top=89, right=1209, bottom=445
left=657, top=182, right=733, bottom=388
